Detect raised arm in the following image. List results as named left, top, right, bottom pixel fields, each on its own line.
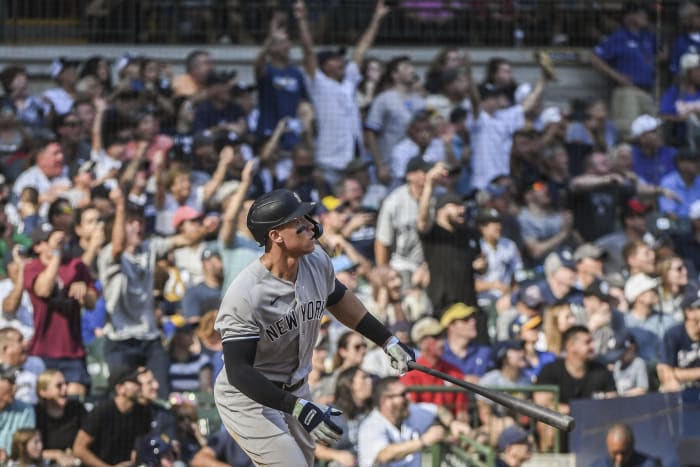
left=91, top=98, right=107, bottom=152
left=294, top=0, right=316, bottom=77
left=520, top=72, right=547, bottom=115
left=201, top=146, right=235, bottom=204
left=352, top=0, right=390, bottom=65
left=417, top=163, right=447, bottom=234
left=109, top=186, right=126, bottom=260
left=219, top=159, right=256, bottom=246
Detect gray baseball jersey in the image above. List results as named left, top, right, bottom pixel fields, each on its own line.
left=215, top=245, right=336, bottom=384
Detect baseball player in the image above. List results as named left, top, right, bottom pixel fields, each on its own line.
left=214, top=189, right=414, bottom=466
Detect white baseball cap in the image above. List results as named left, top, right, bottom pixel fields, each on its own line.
left=690, top=199, right=700, bottom=220
left=630, top=115, right=661, bottom=140
left=681, top=53, right=700, bottom=72
left=540, top=107, right=563, bottom=126
left=624, top=273, right=659, bottom=304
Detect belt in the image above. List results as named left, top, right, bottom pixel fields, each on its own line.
left=271, top=378, right=305, bottom=392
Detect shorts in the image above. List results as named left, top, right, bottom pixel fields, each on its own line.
left=41, top=357, right=91, bottom=387
left=214, top=371, right=314, bottom=467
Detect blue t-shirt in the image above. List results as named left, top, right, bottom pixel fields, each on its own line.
left=631, top=145, right=677, bottom=185
left=192, top=100, right=245, bottom=133
left=670, top=33, right=700, bottom=75
left=659, top=85, right=700, bottom=143
left=662, top=323, right=700, bottom=369
left=256, top=63, right=309, bottom=150
left=441, top=341, right=493, bottom=376
left=659, top=171, right=700, bottom=218
left=594, top=27, right=656, bottom=89
left=523, top=350, right=557, bottom=382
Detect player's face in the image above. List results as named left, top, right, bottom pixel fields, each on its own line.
left=272, top=216, right=316, bottom=254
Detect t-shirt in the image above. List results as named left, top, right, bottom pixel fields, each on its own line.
left=613, top=356, right=648, bottom=394
left=420, top=224, right=481, bottom=310
left=441, top=341, right=493, bottom=377
left=389, top=138, right=446, bottom=185
left=478, top=369, right=531, bottom=413
left=536, top=358, right=615, bottom=403
left=659, top=171, right=700, bottom=219
left=169, top=352, right=212, bottom=392
left=631, top=145, right=677, bottom=186
left=375, top=185, right=423, bottom=273
left=182, top=282, right=222, bottom=319
left=24, top=257, right=95, bottom=359
left=661, top=323, right=700, bottom=370
left=35, top=399, right=85, bottom=451
left=568, top=182, right=635, bottom=242
left=594, top=27, right=656, bottom=89
left=517, top=208, right=565, bottom=266
left=401, top=357, right=468, bottom=416
left=80, top=399, right=151, bottom=465
left=192, top=99, right=245, bottom=133
left=625, top=312, right=678, bottom=363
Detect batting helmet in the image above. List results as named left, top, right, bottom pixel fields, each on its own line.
left=247, top=189, right=322, bottom=246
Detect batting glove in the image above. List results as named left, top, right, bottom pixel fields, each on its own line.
left=292, top=399, right=343, bottom=445
left=384, top=336, right=416, bottom=376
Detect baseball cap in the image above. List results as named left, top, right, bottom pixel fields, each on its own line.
left=440, top=302, right=477, bottom=327
left=173, top=206, right=203, bottom=229
left=344, top=158, right=371, bottom=174
left=497, top=425, right=531, bottom=452
left=435, top=192, right=464, bottom=211
left=49, top=57, right=80, bottom=79
left=331, top=255, right=358, bottom=273
left=405, top=156, right=433, bottom=174
left=630, top=114, right=661, bottom=140
left=478, top=83, right=508, bottom=100
left=317, top=47, right=346, bottom=68
left=205, top=70, right=236, bottom=86
left=540, top=107, right=562, bottom=126
left=411, top=317, right=445, bottom=343
left=485, top=183, right=508, bottom=198
left=675, top=147, right=700, bottom=163
left=30, top=223, right=55, bottom=246
left=516, top=284, right=544, bottom=310
left=493, top=339, right=525, bottom=368
left=136, top=433, right=175, bottom=465
left=681, top=288, right=700, bottom=309
left=476, top=208, right=501, bottom=225
left=543, top=249, right=576, bottom=277
left=624, top=198, right=652, bottom=218
left=213, top=180, right=242, bottom=204
left=321, top=195, right=348, bottom=212
left=624, top=273, right=659, bottom=303
left=574, top=243, right=606, bottom=262
left=584, top=279, right=614, bottom=302
left=690, top=200, right=700, bottom=220
left=108, top=366, right=139, bottom=388
left=681, top=53, right=700, bottom=72
left=201, top=247, right=220, bottom=261
left=508, top=314, right=542, bottom=338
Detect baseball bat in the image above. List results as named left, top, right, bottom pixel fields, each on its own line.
left=407, top=361, right=575, bottom=432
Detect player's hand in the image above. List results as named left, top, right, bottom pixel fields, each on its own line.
left=292, top=399, right=343, bottom=445
left=383, top=335, right=415, bottom=376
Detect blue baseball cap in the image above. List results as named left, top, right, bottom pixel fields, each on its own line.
left=497, top=426, right=531, bottom=452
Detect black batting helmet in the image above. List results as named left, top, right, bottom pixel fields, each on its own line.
left=247, top=189, right=322, bottom=246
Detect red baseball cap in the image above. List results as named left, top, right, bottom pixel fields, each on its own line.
left=173, top=206, right=203, bottom=229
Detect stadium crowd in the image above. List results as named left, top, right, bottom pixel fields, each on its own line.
left=0, top=0, right=699, bottom=466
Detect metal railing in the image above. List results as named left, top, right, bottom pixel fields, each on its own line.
left=0, top=0, right=686, bottom=47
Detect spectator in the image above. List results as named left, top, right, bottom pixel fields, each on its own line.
left=518, top=179, right=577, bottom=266
left=574, top=243, right=606, bottom=290
left=658, top=148, right=700, bottom=219
left=341, top=159, right=388, bottom=212
left=630, top=115, right=677, bottom=186
left=194, top=311, right=224, bottom=387
left=79, top=55, right=112, bottom=95
left=424, top=47, right=466, bottom=95
left=565, top=99, right=618, bottom=152
left=581, top=279, right=627, bottom=363
left=419, top=165, right=486, bottom=320
left=0, top=247, right=34, bottom=340
left=365, top=55, right=425, bottom=185
left=168, top=324, right=213, bottom=393
left=72, top=367, right=151, bottom=467
left=425, top=66, right=473, bottom=122
left=296, top=0, right=388, bottom=184
left=497, top=284, right=545, bottom=344
left=316, top=366, right=373, bottom=467
left=657, top=289, right=700, bottom=391
left=24, top=223, right=96, bottom=397
left=538, top=250, right=582, bottom=307
left=55, top=111, right=90, bottom=168
left=542, top=302, right=577, bottom=355
left=171, top=207, right=220, bottom=288
left=43, top=57, right=80, bottom=116
left=135, top=366, right=177, bottom=439
left=591, top=423, right=661, bottom=467
left=596, top=199, right=652, bottom=275
left=401, top=317, right=469, bottom=420
left=357, top=57, right=383, bottom=116
left=254, top=15, right=309, bottom=150
left=308, top=335, right=334, bottom=406
left=590, top=3, right=657, bottom=139
left=357, top=376, right=469, bottom=467
left=171, top=403, right=207, bottom=463
left=7, top=428, right=44, bottom=467
left=192, top=71, right=245, bottom=135
left=535, top=326, right=616, bottom=451
left=477, top=340, right=532, bottom=445
left=0, top=65, right=48, bottom=131
left=172, top=50, right=213, bottom=100
left=0, top=374, right=35, bottom=456
left=623, top=241, right=656, bottom=277
left=182, top=248, right=223, bottom=321
left=656, top=255, right=690, bottom=321
left=440, top=302, right=493, bottom=381
left=332, top=177, right=377, bottom=263
left=134, top=432, right=178, bottom=467
left=612, top=334, right=649, bottom=397
left=569, top=151, right=636, bottom=242
left=495, top=425, right=532, bottom=467
left=512, top=315, right=556, bottom=382
left=190, top=429, right=254, bottom=467
left=282, top=144, right=331, bottom=203
left=475, top=208, right=523, bottom=306
left=12, top=136, right=70, bottom=216
left=331, top=331, right=368, bottom=376
left=0, top=327, right=44, bottom=405
left=389, top=111, right=452, bottom=188
left=374, top=156, right=430, bottom=286
left=672, top=200, right=700, bottom=273
left=34, top=369, right=84, bottom=466
left=670, top=2, right=700, bottom=76
left=98, top=188, right=185, bottom=399
left=0, top=105, right=31, bottom=184
left=660, top=53, right=700, bottom=148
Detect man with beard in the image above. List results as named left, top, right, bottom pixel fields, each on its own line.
left=418, top=163, right=486, bottom=323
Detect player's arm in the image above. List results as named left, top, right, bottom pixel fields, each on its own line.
left=327, top=280, right=415, bottom=374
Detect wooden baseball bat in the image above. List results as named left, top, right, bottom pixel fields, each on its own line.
left=407, top=361, right=575, bottom=432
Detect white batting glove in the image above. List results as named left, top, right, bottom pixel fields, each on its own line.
left=383, top=336, right=416, bottom=376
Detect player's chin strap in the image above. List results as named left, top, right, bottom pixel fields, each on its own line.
left=305, top=215, right=323, bottom=240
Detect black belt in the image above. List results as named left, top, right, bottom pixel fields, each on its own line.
left=271, top=378, right=305, bottom=392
